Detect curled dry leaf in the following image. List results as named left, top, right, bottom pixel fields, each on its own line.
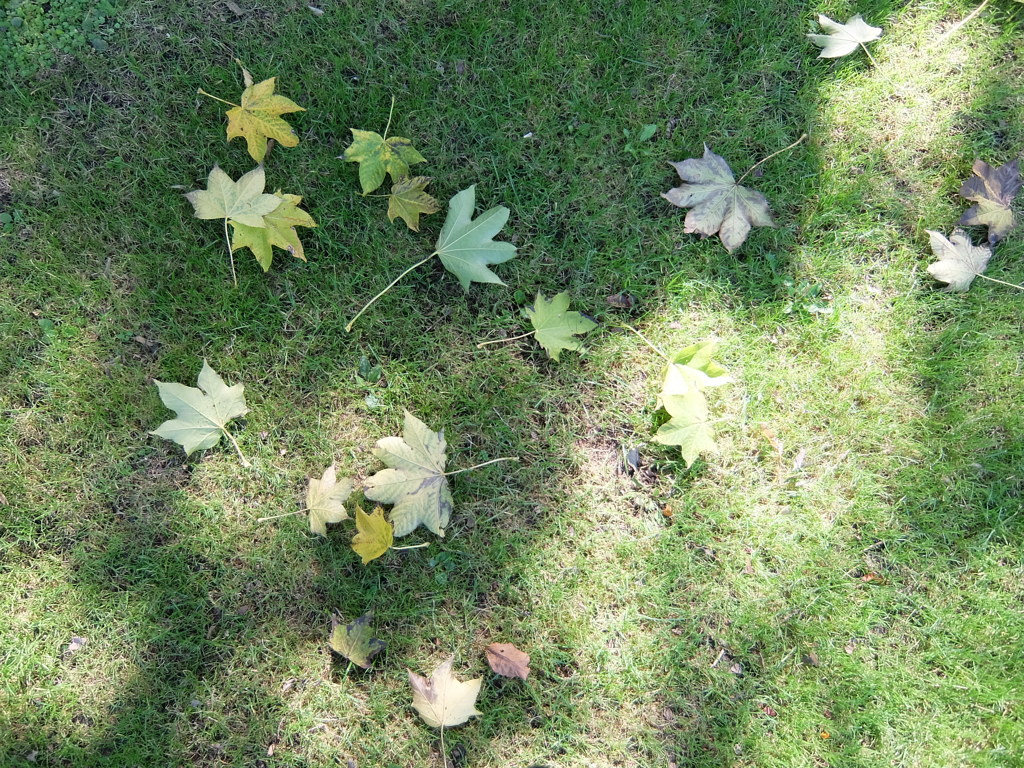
left=485, top=642, right=531, bottom=679
left=408, top=659, right=482, bottom=728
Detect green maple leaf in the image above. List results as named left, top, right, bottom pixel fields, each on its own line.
left=388, top=176, right=440, bottom=231
left=185, top=166, right=281, bottom=227
left=436, top=185, right=517, bottom=290
left=342, top=129, right=426, bottom=195
left=150, top=360, right=249, bottom=460
left=958, top=159, right=1021, bottom=245
left=652, top=341, right=731, bottom=467
left=662, top=146, right=775, bottom=253
left=807, top=14, right=882, bottom=59
left=363, top=411, right=453, bottom=538
left=306, top=464, right=353, bottom=536
left=230, top=191, right=317, bottom=271
left=329, top=612, right=386, bottom=669
left=351, top=505, right=394, bottom=564
left=224, top=65, right=305, bottom=163
left=524, top=292, right=597, bottom=361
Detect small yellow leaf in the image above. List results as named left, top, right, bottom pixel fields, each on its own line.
left=224, top=66, right=305, bottom=163
left=351, top=506, right=393, bottom=564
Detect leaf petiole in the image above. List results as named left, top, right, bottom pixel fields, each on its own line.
left=616, top=325, right=668, bottom=359
left=197, top=88, right=241, bottom=109
left=345, top=252, right=438, bottom=331
left=222, top=427, right=251, bottom=467
left=975, top=273, right=1024, bottom=292
left=476, top=330, right=536, bottom=349
left=857, top=42, right=878, bottom=67
left=736, top=134, right=808, bottom=185
left=382, top=95, right=396, bottom=141
left=257, top=511, right=302, bottom=522
left=443, top=456, right=519, bottom=477
left=390, top=542, right=431, bottom=551
left=223, top=218, right=238, bottom=288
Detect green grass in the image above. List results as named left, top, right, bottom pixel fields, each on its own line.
left=1, top=0, right=1023, bottom=766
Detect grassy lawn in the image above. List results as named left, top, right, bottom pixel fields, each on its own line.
left=2, top=0, right=1023, bottom=766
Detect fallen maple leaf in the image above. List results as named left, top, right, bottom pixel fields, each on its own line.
left=363, top=411, right=453, bottom=537
left=662, top=146, right=775, bottom=253
left=807, top=14, right=882, bottom=59
left=351, top=506, right=394, bottom=564
left=524, top=292, right=597, bottom=361
left=342, top=129, right=426, bottom=195
left=436, top=185, right=518, bottom=290
left=485, top=643, right=530, bottom=679
left=958, top=159, right=1021, bottom=244
left=388, top=176, right=440, bottom=231
left=306, top=464, right=353, bottom=536
left=330, top=612, right=386, bottom=669
left=230, top=191, right=317, bottom=271
left=216, top=64, right=305, bottom=163
left=408, top=659, right=482, bottom=728
left=926, top=228, right=993, bottom=291
left=185, top=165, right=281, bottom=227
left=150, top=360, right=249, bottom=464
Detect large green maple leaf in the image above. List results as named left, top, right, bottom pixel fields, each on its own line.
left=363, top=411, right=453, bottom=537
left=662, top=146, right=775, bottom=253
left=435, top=185, right=517, bottom=290
left=342, top=129, right=426, bottom=194
left=230, top=191, right=317, bottom=271
left=185, top=166, right=281, bottom=227
left=524, top=292, right=597, bottom=361
left=150, top=360, right=248, bottom=458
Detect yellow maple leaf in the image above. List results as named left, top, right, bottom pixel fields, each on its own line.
left=224, top=64, right=305, bottom=162
left=351, top=506, right=393, bottom=564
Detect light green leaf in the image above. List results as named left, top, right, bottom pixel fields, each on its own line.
left=363, top=411, right=453, bottom=537
left=524, top=292, right=597, bottom=361
left=184, top=166, right=281, bottom=228
left=435, top=185, right=517, bottom=291
left=662, top=146, right=775, bottom=253
left=807, top=14, right=882, bottom=59
left=330, top=612, right=386, bottom=669
left=342, top=129, right=426, bottom=194
left=654, top=410, right=719, bottom=468
left=388, top=176, right=440, bottom=231
left=150, top=360, right=248, bottom=456
left=230, top=191, right=317, bottom=271
left=307, top=464, right=353, bottom=536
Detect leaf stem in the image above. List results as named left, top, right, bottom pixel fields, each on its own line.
left=858, top=41, right=878, bottom=67
left=976, top=273, right=1024, bottom=292
left=440, top=725, right=446, bottom=768
left=735, top=133, right=808, bottom=185
left=616, top=325, right=668, bottom=359
left=444, top=456, right=520, bottom=477
left=197, top=88, right=241, bottom=109
left=224, top=218, right=238, bottom=288
left=390, top=542, right=431, bottom=551
left=941, top=0, right=989, bottom=40
left=345, top=252, right=438, bottom=332
left=476, top=330, right=536, bottom=349
left=383, top=95, right=396, bottom=141
left=257, top=511, right=301, bottom=522
left=222, top=428, right=251, bottom=467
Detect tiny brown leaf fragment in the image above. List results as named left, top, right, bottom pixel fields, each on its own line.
left=485, top=642, right=530, bottom=679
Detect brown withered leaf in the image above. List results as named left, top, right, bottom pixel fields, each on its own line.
left=958, top=159, right=1021, bottom=244
left=485, top=642, right=530, bottom=679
